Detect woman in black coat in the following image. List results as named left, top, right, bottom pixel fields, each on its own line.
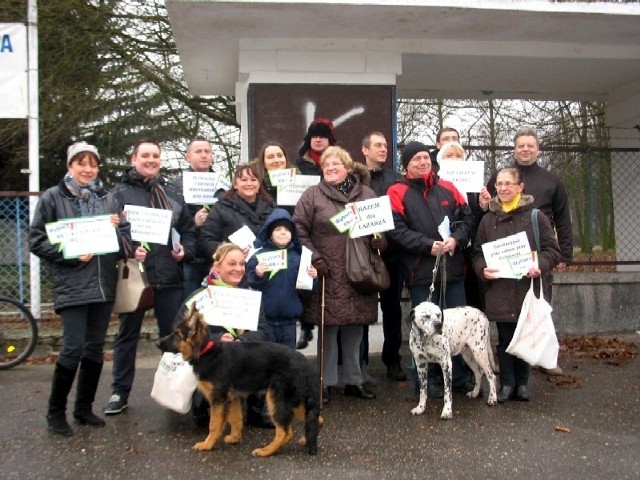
left=199, top=163, right=274, bottom=263
left=29, top=142, right=129, bottom=436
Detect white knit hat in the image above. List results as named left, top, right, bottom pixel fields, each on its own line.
left=66, top=141, right=100, bottom=165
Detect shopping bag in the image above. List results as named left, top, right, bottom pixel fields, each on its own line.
left=506, top=278, right=559, bottom=369
left=150, top=352, right=198, bottom=414
left=112, top=258, right=154, bottom=314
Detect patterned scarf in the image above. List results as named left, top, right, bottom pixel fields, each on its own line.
left=63, top=172, right=103, bottom=217
left=129, top=169, right=172, bottom=210
left=333, top=174, right=357, bottom=198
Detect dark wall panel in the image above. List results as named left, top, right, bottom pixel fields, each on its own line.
left=248, top=84, right=396, bottom=168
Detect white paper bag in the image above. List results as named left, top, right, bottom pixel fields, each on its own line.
left=506, top=278, right=559, bottom=369
left=150, top=352, right=198, bottom=414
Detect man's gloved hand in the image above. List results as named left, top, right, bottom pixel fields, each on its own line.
left=312, top=259, right=330, bottom=277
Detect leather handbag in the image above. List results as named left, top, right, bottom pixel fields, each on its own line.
left=112, top=258, right=154, bottom=314
left=345, top=236, right=390, bottom=295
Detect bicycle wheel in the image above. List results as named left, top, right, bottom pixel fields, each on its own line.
left=0, top=297, right=39, bottom=370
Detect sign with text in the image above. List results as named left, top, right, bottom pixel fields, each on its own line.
left=189, top=286, right=262, bottom=331
left=45, top=215, right=119, bottom=259
left=481, top=231, right=534, bottom=279
left=268, top=168, right=296, bottom=187
left=123, top=205, right=172, bottom=245
left=0, top=24, right=28, bottom=118
left=183, top=172, right=220, bottom=204
left=438, top=160, right=485, bottom=193
left=276, top=175, right=321, bottom=206
left=347, top=195, right=395, bottom=238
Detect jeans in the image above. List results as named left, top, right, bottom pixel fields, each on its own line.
left=266, top=318, right=297, bottom=350
left=111, top=287, right=183, bottom=399
left=408, top=280, right=472, bottom=389
left=380, top=260, right=404, bottom=367
left=57, top=302, right=113, bottom=370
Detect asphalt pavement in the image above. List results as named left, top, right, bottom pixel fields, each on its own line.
left=0, top=326, right=638, bottom=480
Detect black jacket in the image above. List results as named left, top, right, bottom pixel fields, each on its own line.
left=199, top=194, right=274, bottom=260
left=29, top=179, right=129, bottom=312
left=487, top=161, right=573, bottom=264
left=110, top=168, right=196, bottom=289
left=386, top=172, right=475, bottom=286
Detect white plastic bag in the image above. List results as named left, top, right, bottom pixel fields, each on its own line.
left=150, top=352, right=198, bottom=414
left=506, top=278, right=559, bottom=369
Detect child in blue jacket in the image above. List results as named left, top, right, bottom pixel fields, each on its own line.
left=247, top=208, right=317, bottom=349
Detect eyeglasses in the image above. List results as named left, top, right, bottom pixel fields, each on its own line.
left=495, top=181, right=518, bottom=188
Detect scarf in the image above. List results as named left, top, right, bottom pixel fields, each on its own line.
left=63, top=172, right=103, bottom=217
left=501, top=193, right=522, bottom=213
left=333, top=174, right=357, bottom=198
left=309, top=149, right=322, bottom=165
left=129, top=169, right=172, bottom=210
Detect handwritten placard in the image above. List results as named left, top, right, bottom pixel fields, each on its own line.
left=438, top=160, right=485, bottom=193
left=481, top=231, right=534, bottom=279
left=123, top=205, right=173, bottom=245
left=45, top=215, right=119, bottom=259
left=268, top=168, right=296, bottom=187
left=188, top=286, right=262, bottom=331
left=348, top=195, right=395, bottom=238
left=183, top=172, right=220, bottom=204
left=256, top=249, right=288, bottom=279
left=276, top=175, right=321, bottom=206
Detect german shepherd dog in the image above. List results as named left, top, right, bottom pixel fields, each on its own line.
left=157, top=306, right=322, bottom=456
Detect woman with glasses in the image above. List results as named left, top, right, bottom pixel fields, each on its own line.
left=472, top=167, right=560, bottom=403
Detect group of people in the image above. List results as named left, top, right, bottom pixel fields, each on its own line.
left=29, top=119, right=572, bottom=437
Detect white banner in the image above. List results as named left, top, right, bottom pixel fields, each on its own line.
left=0, top=23, right=28, bottom=118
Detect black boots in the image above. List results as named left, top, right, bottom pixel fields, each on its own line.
left=47, top=363, right=77, bottom=436
left=296, top=325, right=313, bottom=350
left=73, top=359, right=106, bottom=427
left=47, top=359, right=106, bottom=436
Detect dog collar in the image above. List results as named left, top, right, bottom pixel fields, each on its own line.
left=200, top=340, right=215, bottom=356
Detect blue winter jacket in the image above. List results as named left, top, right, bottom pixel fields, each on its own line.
left=246, top=208, right=315, bottom=320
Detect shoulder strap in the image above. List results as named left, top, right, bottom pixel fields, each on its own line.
left=531, top=208, right=540, bottom=253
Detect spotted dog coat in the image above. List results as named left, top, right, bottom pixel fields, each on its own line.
left=409, top=302, right=498, bottom=419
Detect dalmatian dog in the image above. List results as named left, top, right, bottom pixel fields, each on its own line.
left=409, top=301, right=498, bottom=419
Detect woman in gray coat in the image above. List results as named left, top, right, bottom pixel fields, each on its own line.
left=472, top=167, right=560, bottom=403
left=294, top=146, right=386, bottom=404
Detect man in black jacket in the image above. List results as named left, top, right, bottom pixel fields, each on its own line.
left=362, top=131, right=407, bottom=381
left=169, top=137, right=226, bottom=298
left=104, top=139, right=196, bottom=415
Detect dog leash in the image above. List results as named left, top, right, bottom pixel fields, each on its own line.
left=427, top=245, right=447, bottom=308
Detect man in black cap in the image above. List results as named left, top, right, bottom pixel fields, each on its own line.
left=294, top=117, right=337, bottom=177
left=386, top=141, right=475, bottom=398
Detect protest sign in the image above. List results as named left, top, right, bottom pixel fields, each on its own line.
left=438, top=160, right=485, bottom=193
left=123, top=205, right=172, bottom=245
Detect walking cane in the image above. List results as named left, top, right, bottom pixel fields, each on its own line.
left=319, top=276, right=326, bottom=406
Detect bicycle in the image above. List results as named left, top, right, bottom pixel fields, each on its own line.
left=0, top=296, right=39, bottom=370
